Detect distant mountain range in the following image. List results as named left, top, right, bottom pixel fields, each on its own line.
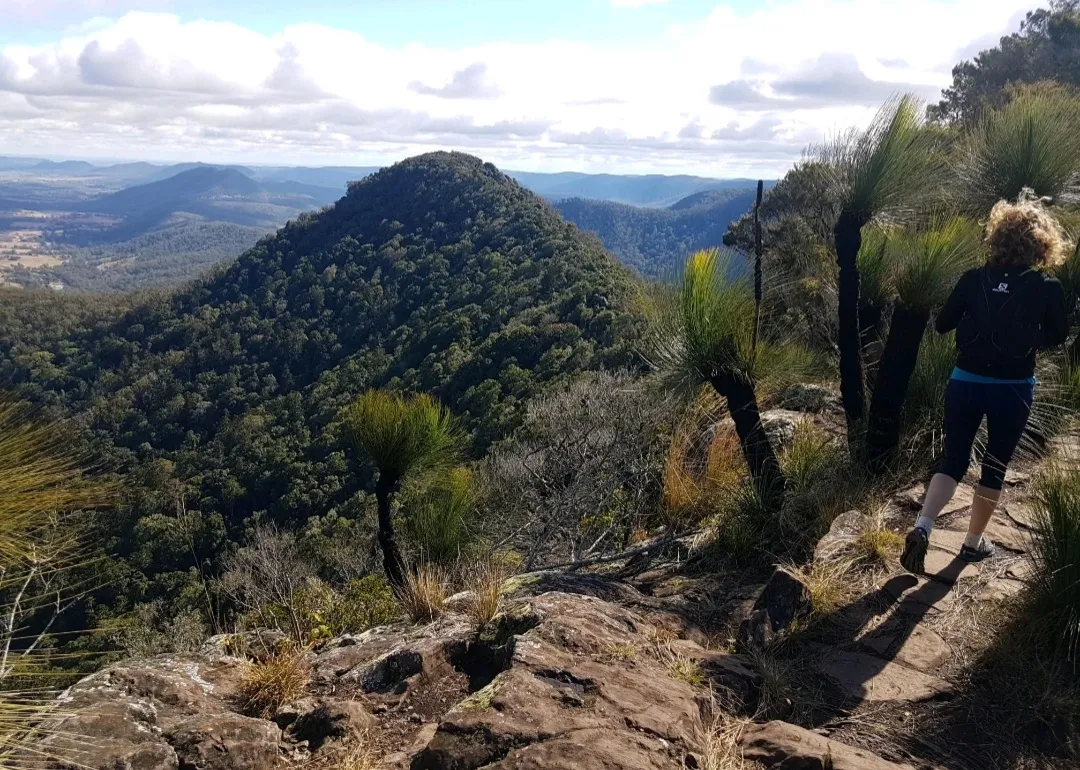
left=0, top=155, right=758, bottom=208
left=555, top=187, right=763, bottom=278
left=0, top=154, right=770, bottom=291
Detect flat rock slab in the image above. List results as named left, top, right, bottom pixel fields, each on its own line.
left=742, top=721, right=917, bottom=770
left=1002, top=500, right=1037, bottom=529
left=859, top=622, right=951, bottom=671
left=941, top=516, right=1028, bottom=553
left=815, top=650, right=951, bottom=702
left=882, top=574, right=957, bottom=614
left=977, top=578, right=1026, bottom=602
left=928, top=528, right=968, bottom=556
left=923, top=550, right=980, bottom=583
left=894, top=485, right=973, bottom=517
left=1006, top=559, right=1033, bottom=581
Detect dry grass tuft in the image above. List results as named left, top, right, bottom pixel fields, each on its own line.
left=237, top=646, right=310, bottom=719
left=802, top=560, right=856, bottom=617
left=464, top=560, right=505, bottom=631
left=602, top=642, right=639, bottom=662
left=667, top=655, right=705, bottom=686
left=396, top=563, right=448, bottom=624
left=697, top=714, right=761, bottom=770
left=327, top=736, right=381, bottom=770
left=854, top=528, right=904, bottom=562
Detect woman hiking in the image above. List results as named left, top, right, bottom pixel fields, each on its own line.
left=901, top=196, right=1070, bottom=573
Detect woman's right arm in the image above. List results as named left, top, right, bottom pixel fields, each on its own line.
left=935, top=271, right=970, bottom=333
left=1042, top=278, right=1068, bottom=348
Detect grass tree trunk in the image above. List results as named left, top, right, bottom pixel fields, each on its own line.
left=375, top=474, right=407, bottom=587
left=710, top=372, right=785, bottom=509
left=753, top=180, right=765, bottom=348
left=835, top=211, right=866, bottom=438
left=859, top=301, right=885, bottom=357
left=866, top=304, right=931, bottom=473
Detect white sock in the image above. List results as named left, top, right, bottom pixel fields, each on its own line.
left=915, top=516, right=935, bottom=533
left=963, top=532, right=983, bottom=549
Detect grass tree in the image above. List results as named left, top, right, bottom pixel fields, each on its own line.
left=866, top=217, right=981, bottom=470
left=341, top=390, right=462, bottom=587
left=651, top=248, right=811, bottom=509
left=957, top=84, right=1080, bottom=212
left=856, top=227, right=894, bottom=357
left=1030, top=468, right=1080, bottom=662
left=819, top=95, right=941, bottom=437
left=0, top=398, right=110, bottom=763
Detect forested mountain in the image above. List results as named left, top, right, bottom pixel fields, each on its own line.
left=556, top=187, right=758, bottom=277
left=0, top=151, right=643, bottom=631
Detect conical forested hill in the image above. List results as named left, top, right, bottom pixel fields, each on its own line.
left=0, top=151, right=643, bottom=613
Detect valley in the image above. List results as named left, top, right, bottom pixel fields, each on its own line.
left=0, top=157, right=760, bottom=291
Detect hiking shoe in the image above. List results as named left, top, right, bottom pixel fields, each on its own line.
left=900, top=527, right=929, bottom=574
left=958, top=538, right=996, bottom=563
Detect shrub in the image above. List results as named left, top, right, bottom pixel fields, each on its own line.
left=481, top=370, right=672, bottom=569
left=111, top=603, right=209, bottom=659
left=330, top=576, right=399, bottom=633
left=221, top=524, right=317, bottom=644
left=402, top=467, right=477, bottom=564
left=396, top=564, right=448, bottom=624
left=237, top=647, right=310, bottom=719
left=1029, top=468, right=1080, bottom=661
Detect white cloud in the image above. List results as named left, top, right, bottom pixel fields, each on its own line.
left=0, top=1, right=1039, bottom=175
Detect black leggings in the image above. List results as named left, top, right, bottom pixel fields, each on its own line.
left=938, top=378, right=1034, bottom=490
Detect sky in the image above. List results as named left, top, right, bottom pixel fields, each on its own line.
left=0, top=0, right=1047, bottom=176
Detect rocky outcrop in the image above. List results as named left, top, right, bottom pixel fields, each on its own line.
left=30, top=577, right=759, bottom=770
left=736, top=566, right=813, bottom=651
left=741, top=721, right=916, bottom=769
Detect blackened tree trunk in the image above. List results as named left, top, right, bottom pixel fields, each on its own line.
left=753, top=180, right=765, bottom=349
left=711, top=372, right=785, bottom=509
left=866, top=303, right=931, bottom=473
left=835, top=210, right=866, bottom=439
left=375, top=473, right=406, bottom=587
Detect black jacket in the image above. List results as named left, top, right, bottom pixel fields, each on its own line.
left=936, top=265, right=1068, bottom=380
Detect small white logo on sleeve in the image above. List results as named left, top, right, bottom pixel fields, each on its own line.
left=993, top=282, right=1010, bottom=293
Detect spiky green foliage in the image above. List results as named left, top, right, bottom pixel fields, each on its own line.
left=821, top=94, right=942, bottom=224
left=650, top=248, right=812, bottom=391
left=856, top=227, right=894, bottom=308
left=0, top=399, right=110, bottom=565
left=342, top=390, right=463, bottom=483
left=0, top=399, right=110, bottom=768
left=957, top=87, right=1080, bottom=212
left=402, top=467, right=477, bottom=564
left=892, top=216, right=983, bottom=311
left=899, top=330, right=956, bottom=459
left=1029, top=468, right=1080, bottom=663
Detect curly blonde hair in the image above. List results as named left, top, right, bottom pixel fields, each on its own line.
left=985, top=194, right=1071, bottom=270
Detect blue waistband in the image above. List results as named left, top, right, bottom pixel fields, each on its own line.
left=950, top=367, right=1036, bottom=386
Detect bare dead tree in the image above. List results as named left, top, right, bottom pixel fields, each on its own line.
left=480, top=371, right=675, bottom=569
